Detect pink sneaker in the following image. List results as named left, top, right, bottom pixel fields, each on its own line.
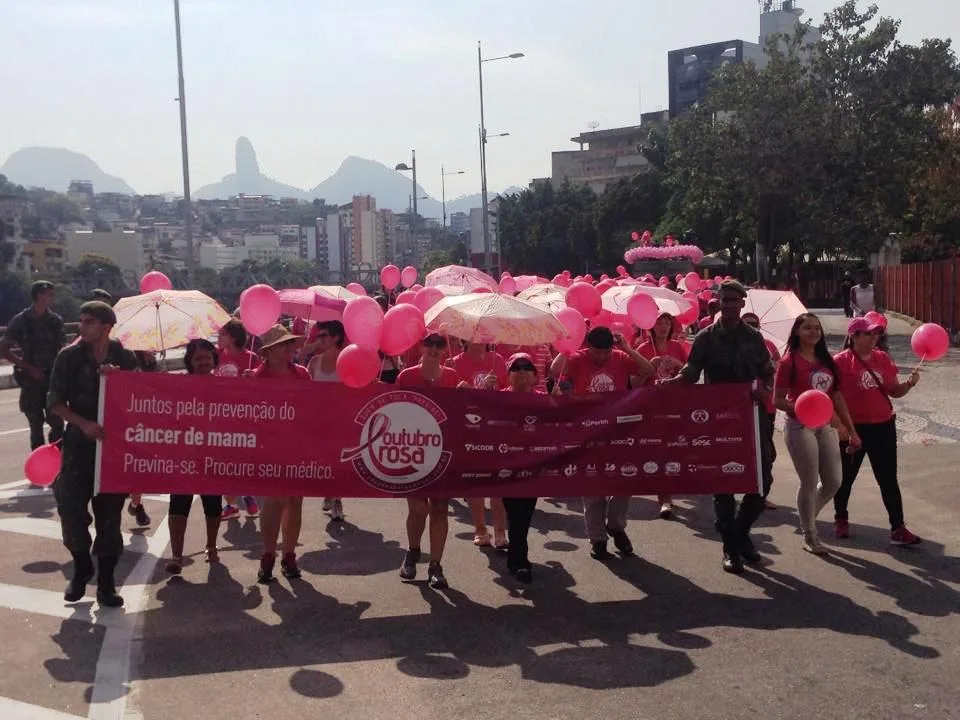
left=243, top=497, right=259, bottom=516
left=834, top=518, right=850, bottom=539
left=890, top=526, right=921, bottom=546
left=221, top=505, right=239, bottom=521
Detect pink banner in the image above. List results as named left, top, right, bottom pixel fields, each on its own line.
left=97, top=372, right=760, bottom=498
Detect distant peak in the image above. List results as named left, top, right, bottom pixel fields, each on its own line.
left=235, top=136, right=260, bottom=177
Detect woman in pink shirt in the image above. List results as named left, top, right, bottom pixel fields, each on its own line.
left=396, top=333, right=457, bottom=589
left=774, top=313, right=859, bottom=555
left=253, top=325, right=310, bottom=583
left=216, top=319, right=261, bottom=521
left=832, top=317, right=921, bottom=545
left=636, top=312, right=689, bottom=520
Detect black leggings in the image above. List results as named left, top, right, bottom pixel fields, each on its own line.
left=503, top=497, right=537, bottom=570
left=833, top=418, right=903, bottom=530
left=169, top=494, right=223, bottom=518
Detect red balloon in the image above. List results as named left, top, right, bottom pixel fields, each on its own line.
left=565, top=282, right=602, bottom=319
left=380, top=264, right=401, bottom=291
left=911, top=323, right=950, bottom=361
left=343, top=296, right=384, bottom=349
left=414, top=287, right=444, bottom=313
left=794, top=389, right=834, bottom=428
left=562, top=269, right=572, bottom=277
left=600, top=274, right=610, bottom=281
left=336, top=344, right=381, bottom=388
left=555, top=307, right=586, bottom=354
left=346, top=282, right=366, bottom=296
left=395, top=290, right=417, bottom=305
left=554, top=274, right=572, bottom=288
left=381, top=304, right=426, bottom=356
left=499, top=276, right=517, bottom=295
left=583, top=274, right=594, bottom=284
left=631, top=231, right=640, bottom=241
left=400, top=265, right=418, bottom=288
left=240, top=284, right=281, bottom=336
left=616, top=265, right=627, bottom=276
left=140, top=271, right=172, bottom=294
left=410, top=283, right=424, bottom=292
left=684, top=272, right=701, bottom=292
left=627, top=292, right=659, bottom=330
left=699, top=290, right=714, bottom=302
left=24, top=443, right=60, bottom=487
left=592, top=309, right=614, bottom=328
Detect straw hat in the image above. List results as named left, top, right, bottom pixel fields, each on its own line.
left=259, top=324, right=302, bottom=350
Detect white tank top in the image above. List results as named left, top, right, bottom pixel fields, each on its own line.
left=310, top=364, right=340, bottom=382
left=852, top=284, right=875, bottom=313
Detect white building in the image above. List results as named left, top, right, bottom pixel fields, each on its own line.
left=64, top=228, right=145, bottom=285
left=358, top=209, right=384, bottom=267
left=199, top=241, right=244, bottom=272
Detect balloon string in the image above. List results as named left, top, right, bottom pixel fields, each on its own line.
left=912, top=354, right=926, bottom=375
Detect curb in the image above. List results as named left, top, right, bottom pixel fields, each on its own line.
left=0, top=359, right=185, bottom=391
left=884, top=310, right=923, bottom=329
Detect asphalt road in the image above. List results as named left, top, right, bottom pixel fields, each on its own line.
left=0, top=310, right=957, bottom=720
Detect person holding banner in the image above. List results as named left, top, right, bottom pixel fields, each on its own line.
left=774, top=313, right=859, bottom=555
left=396, top=333, right=459, bottom=588
left=560, top=327, right=653, bottom=561
left=501, top=352, right=551, bottom=582
left=307, top=320, right=346, bottom=522
left=636, top=312, right=689, bottom=520
left=832, top=317, right=921, bottom=545
left=47, top=301, right=138, bottom=607
left=662, top=280, right=774, bottom=575
left=216, top=319, right=261, bottom=521
left=254, top=325, right=310, bottom=584
left=166, top=339, right=225, bottom=574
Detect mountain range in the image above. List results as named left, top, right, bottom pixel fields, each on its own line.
left=0, top=138, right=523, bottom=216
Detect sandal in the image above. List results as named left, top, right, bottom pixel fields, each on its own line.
left=764, top=499, right=777, bottom=510
left=205, top=547, right=219, bottom=563
left=165, top=556, right=183, bottom=575
left=494, top=531, right=509, bottom=549
left=473, top=533, right=492, bottom=547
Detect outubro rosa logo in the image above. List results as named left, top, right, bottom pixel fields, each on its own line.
left=339, top=391, right=451, bottom=492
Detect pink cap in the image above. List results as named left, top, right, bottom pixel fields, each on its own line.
left=848, top=317, right=882, bottom=335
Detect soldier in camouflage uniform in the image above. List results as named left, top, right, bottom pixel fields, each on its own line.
left=0, top=280, right=66, bottom=452
left=48, top=301, right=138, bottom=607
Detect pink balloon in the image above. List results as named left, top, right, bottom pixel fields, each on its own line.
left=678, top=306, right=699, bottom=326
left=24, top=443, right=60, bottom=487
left=499, top=276, right=517, bottom=295
left=336, top=344, right=381, bottom=388
left=684, top=272, right=701, bottom=292
left=631, top=231, right=640, bottom=241
left=600, top=274, right=610, bottom=281
left=400, top=265, right=418, bottom=288
left=864, top=311, right=887, bottom=329
left=381, top=304, right=426, bottom=356
left=616, top=265, right=627, bottom=276
left=396, top=290, right=417, bottom=305
left=554, top=274, right=572, bottom=288
left=596, top=279, right=617, bottom=295
left=699, top=290, right=714, bottom=302
left=411, top=283, right=424, bottom=292
left=682, top=291, right=698, bottom=304
left=675, top=274, right=683, bottom=282
left=627, top=292, right=659, bottom=330
left=380, top=264, right=401, bottom=291
left=343, top=296, right=384, bottom=349
left=414, top=287, right=444, bottom=313
left=565, top=282, right=602, bottom=319
left=659, top=278, right=670, bottom=286
left=911, top=323, right=950, bottom=361
left=583, top=274, right=594, bottom=284
left=346, top=282, right=367, bottom=296
left=562, top=269, right=572, bottom=278
left=592, top=309, right=614, bottom=328
left=795, top=389, right=834, bottom=428
left=140, top=271, right=172, bottom=294
left=574, top=276, right=583, bottom=283
left=239, top=284, right=281, bottom=336
left=555, top=307, right=586, bottom=355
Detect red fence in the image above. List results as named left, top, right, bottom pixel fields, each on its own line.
left=876, top=258, right=959, bottom=331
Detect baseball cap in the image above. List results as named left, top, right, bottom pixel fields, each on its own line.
left=847, top=317, right=882, bottom=335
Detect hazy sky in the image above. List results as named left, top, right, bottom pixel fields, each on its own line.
left=1, top=0, right=955, bottom=198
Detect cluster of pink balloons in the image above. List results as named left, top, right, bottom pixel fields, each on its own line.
left=140, top=271, right=172, bottom=294
left=338, top=295, right=428, bottom=387
left=380, top=265, right=419, bottom=291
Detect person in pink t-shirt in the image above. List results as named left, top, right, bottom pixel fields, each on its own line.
left=742, top=312, right=780, bottom=510
left=396, top=334, right=456, bottom=590
left=774, top=313, right=858, bottom=555
left=253, top=325, right=309, bottom=585
left=216, top=319, right=263, bottom=521
left=449, top=341, right=508, bottom=389
left=636, top=312, right=689, bottom=520
left=559, top=327, right=654, bottom=561
left=831, top=317, right=921, bottom=545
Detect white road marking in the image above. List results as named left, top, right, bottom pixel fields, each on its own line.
left=88, top=512, right=169, bottom=720
left=0, top=478, right=28, bottom=490
left=0, top=427, right=29, bottom=436
left=0, top=487, right=49, bottom=500
left=0, top=517, right=150, bottom=553
left=0, top=582, right=132, bottom=628
left=0, top=696, right=87, bottom=719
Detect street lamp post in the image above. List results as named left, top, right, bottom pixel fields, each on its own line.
left=395, top=150, right=417, bottom=248
left=441, top=164, right=465, bottom=229
left=478, top=42, right=523, bottom=274
left=173, top=0, right=194, bottom=286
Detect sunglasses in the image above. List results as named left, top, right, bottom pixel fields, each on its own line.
left=510, top=362, right=536, bottom=373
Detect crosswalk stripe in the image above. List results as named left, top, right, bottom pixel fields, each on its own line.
left=0, top=582, right=133, bottom=628
left=0, top=518, right=150, bottom=553
left=0, top=696, right=87, bottom=720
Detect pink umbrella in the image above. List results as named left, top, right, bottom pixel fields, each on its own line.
left=601, top=285, right=696, bottom=319
left=278, top=289, right=347, bottom=322
left=513, top=275, right=550, bottom=293
left=308, top=285, right=360, bottom=301
left=517, top=283, right=568, bottom=314
left=424, top=265, right=498, bottom=293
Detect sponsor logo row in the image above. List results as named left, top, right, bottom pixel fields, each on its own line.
left=464, top=410, right=742, bottom=429
left=461, top=461, right=746, bottom=481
